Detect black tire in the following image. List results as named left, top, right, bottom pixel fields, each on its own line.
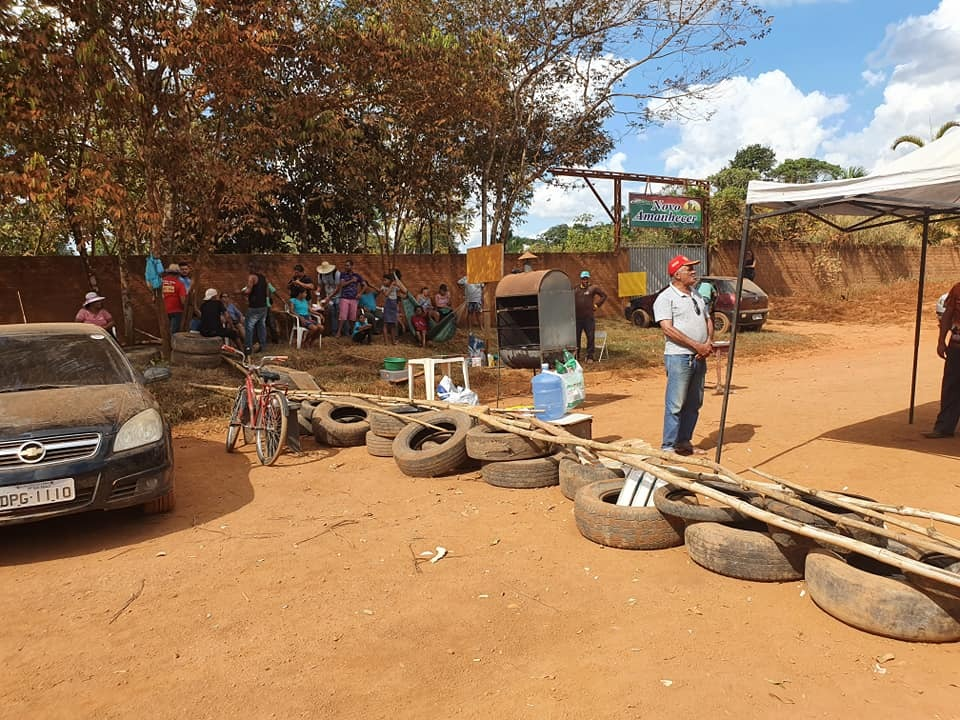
left=559, top=458, right=624, bottom=501
left=392, top=410, right=474, bottom=478
left=466, top=425, right=553, bottom=462
left=757, top=492, right=885, bottom=547
left=171, top=332, right=222, bottom=354
left=684, top=522, right=805, bottom=582
left=574, top=479, right=684, bottom=550
left=481, top=454, right=561, bottom=489
left=226, top=386, right=250, bottom=452
left=313, top=401, right=371, bottom=447
left=653, top=481, right=757, bottom=525
left=255, top=392, right=289, bottom=465
left=712, top=312, right=731, bottom=336
left=365, top=430, right=395, bottom=457
left=631, top=308, right=652, bottom=327
left=171, top=350, right=221, bottom=369
left=805, top=549, right=960, bottom=643
left=143, top=477, right=176, bottom=514
left=368, top=404, right=430, bottom=438
left=298, top=400, right=322, bottom=422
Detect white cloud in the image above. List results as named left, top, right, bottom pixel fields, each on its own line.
left=861, top=70, right=885, bottom=87
left=656, top=70, right=848, bottom=178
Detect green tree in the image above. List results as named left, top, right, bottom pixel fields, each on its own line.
left=769, top=158, right=842, bottom=184
left=731, top=144, right=777, bottom=175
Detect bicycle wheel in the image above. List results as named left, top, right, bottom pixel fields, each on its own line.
left=255, top=391, right=289, bottom=465
left=226, top=386, right=250, bottom=453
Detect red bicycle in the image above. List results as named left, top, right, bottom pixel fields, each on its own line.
left=222, top=345, right=290, bottom=465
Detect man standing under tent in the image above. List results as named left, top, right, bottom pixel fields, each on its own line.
left=925, top=280, right=960, bottom=439
left=653, top=255, right=713, bottom=456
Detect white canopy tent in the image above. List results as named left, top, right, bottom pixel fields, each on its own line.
left=715, top=131, right=960, bottom=460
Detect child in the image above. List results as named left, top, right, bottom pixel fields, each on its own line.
left=290, top=287, right=322, bottom=348
left=352, top=307, right=374, bottom=344
left=416, top=286, right=439, bottom=322
left=411, top=305, right=429, bottom=347
left=434, top=283, right=452, bottom=317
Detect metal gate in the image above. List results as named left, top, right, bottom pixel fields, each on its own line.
left=627, top=245, right=709, bottom=295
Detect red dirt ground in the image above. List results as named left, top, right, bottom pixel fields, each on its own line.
left=2, top=316, right=960, bottom=719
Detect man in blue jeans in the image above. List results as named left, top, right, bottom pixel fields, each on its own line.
left=653, top=255, right=714, bottom=456
left=243, top=261, right=271, bottom=355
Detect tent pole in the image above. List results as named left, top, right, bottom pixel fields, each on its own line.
left=716, top=204, right=753, bottom=462
left=909, top=213, right=930, bottom=424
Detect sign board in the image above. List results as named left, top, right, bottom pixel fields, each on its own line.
left=628, top=193, right=702, bottom=230
left=617, top=271, right=647, bottom=298
left=466, top=244, right=504, bottom=284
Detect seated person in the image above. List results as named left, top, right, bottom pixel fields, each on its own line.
left=198, top=288, right=240, bottom=347
left=351, top=308, right=375, bottom=344
left=411, top=305, right=429, bottom=347
left=75, top=292, right=115, bottom=332
left=434, top=283, right=453, bottom=317
left=219, top=291, right=245, bottom=343
left=290, top=287, right=322, bottom=348
left=415, top=287, right=439, bottom=322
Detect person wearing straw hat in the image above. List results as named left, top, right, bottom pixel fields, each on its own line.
left=316, top=260, right=341, bottom=335
left=653, top=255, right=713, bottom=456
left=75, top=292, right=114, bottom=332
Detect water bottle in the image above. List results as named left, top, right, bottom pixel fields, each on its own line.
left=532, top=363, right=566, bottom=421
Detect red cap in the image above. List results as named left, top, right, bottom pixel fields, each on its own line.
left=667, top=255, right=701, bottom=276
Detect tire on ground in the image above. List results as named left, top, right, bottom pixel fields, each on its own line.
left=757, top=492, right=885, bottom=547
left=559, top=458, right=624, bottom=501
left=171, top=350, right=222, bottom=369
left=684, top=521, right=805, bottom=582
left=574, top=479, right=684, bottom=550
left=171, top=332, right=222, bottom=354
left=466, top=425, right=553, bottom=462
left=312, top=401, right=371, bottom=447
left=368, top=405, right=430, bottom=438
left=653, top=481, right=757, bottom=525
left=365, top=430, right=395, bottom=457
left=804, top=548, right=960, bottom=642
left=481, top=454, right=561, bottom=489
left=392, top=410, right=474, bottom=477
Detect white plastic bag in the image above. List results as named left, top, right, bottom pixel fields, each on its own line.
left=557, top=351, right=585, bottom=410
left=437, top=375, right=479, bottom=406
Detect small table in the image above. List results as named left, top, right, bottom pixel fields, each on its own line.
left=407, top=356, right=470, bottom=402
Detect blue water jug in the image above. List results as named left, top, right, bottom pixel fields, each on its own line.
left=533, top=364, right=566, bottom=421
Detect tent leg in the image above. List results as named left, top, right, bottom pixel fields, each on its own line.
left=716, top=205, right=753, bottom=462
left=909, top=213, right=930, bottom=424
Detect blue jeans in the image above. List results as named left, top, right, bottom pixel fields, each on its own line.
left=245, top=307, right=268, bottom=354
left=662, top=353, right=706, bottom=451
left=168, top=313, right=182, bottom=335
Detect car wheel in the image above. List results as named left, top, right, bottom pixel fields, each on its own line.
left=631, top=308, right=652, bottom=327
left=712, top=311, right=731, bottom=336
left=143, top=477, right=176, bottom=514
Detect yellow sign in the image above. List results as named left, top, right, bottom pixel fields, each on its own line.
left=618, top=271, right=647, bottom=297
left=466, top=245, right=504, bottom=284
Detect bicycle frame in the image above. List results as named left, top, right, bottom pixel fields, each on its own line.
left=223, top=345, right=290, bottom=452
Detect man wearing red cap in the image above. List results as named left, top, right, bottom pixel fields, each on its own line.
left=653, top=255, right=713, bottom=455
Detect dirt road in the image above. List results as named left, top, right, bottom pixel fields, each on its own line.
left=3, top=319, right=960, bottom=719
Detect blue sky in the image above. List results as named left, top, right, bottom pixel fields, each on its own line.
left=509, top=0, right=960, bottom=240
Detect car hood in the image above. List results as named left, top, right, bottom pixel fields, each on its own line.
left=0, top=384, right=155, bottom=436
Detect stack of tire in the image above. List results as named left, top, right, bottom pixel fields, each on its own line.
left=392, top=410, right=475, bottom=478
left=654, top=483, right=960, bottom=642
left=569, top=464, right=685, bottom=551
left=365, top=405, right=431, bottom=458
left=171, top=332, right=222, bottom=369
left=465, top=426, right=563, bottom=489
left=310, top=400, right=372, bottom=448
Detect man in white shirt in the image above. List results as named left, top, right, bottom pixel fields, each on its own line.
left=652, top=255, right=713, bottom=455
left=458, top=275, right=483, bottom=331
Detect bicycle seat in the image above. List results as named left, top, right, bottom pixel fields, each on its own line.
left=260, top=370, right=282, bottom=382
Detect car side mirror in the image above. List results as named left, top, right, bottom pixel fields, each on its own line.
left=142, top=366, right=172, bottom=384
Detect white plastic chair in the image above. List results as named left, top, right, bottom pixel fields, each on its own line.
left=595, top=330, right=608, bottom=362
left=286, top=303, right=322, bottom=350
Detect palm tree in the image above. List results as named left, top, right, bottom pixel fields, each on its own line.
left=891, top=120, right=960, bottom=150
left=840, top=165, right=867, bottom=179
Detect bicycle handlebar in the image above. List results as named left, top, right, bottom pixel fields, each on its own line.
left=220, top=345, right=288, bottom=372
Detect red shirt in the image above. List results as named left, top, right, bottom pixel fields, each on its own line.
left=162, top=275, right=187, bottom=314
left=411, top=314, right=428, bottom=332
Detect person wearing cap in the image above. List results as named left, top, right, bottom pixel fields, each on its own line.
left=925, top=279, right=960, bottom=439
left=161, top=263, right=188, bottom=334
left=75, top=292, right=115, bottom=331
left=288, top=263, right=315, bottom=303
left=653, top=255, right=713, bottom=456
left=316, top=260, right=341, bottom=335
left=198, top=288, right=240, bottom=347
left=574, top=270, right=607, bottom=362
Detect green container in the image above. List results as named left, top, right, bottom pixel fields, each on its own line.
left=383, top=357, right=407, bottom=371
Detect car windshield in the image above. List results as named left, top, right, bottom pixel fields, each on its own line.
left=0, top=333, right=135, bottom=393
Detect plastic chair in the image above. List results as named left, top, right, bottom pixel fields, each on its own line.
left=595, top=330, right=608, bottom=362
left=286, top=303, right=322, bottom=350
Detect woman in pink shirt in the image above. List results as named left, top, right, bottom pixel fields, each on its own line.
left=75, top=292, right=115, bottom=332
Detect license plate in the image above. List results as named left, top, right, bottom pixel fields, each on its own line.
left=0, top=478, right=76, bottom=510
left=752, top=313, right=763, bottom=320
